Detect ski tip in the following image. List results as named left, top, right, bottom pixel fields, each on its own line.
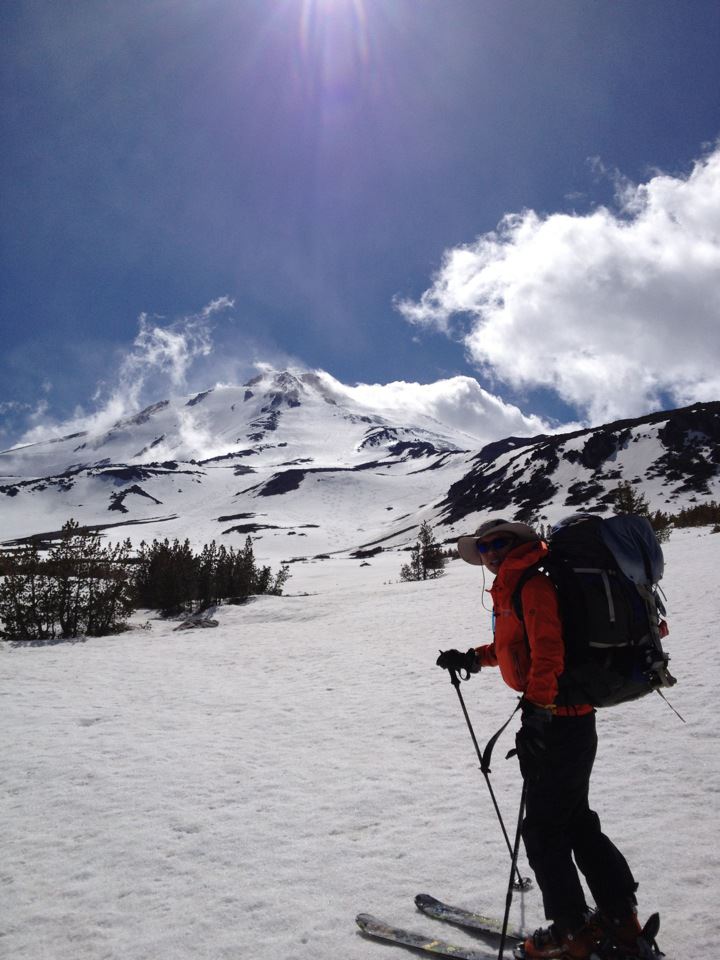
left=356, top=913, right=371, bottom=930
left=415, top=893, right=440, bottom=909
left=642, top=911, right=660, bottom=941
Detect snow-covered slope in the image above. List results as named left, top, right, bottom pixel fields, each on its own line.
left=2, top=527, right=717, bottom=959
left=439, top=401, right=720, bottom=531
left=0, top=370, right=476, bottom=556
left=1, top=368, right=719, bottom=561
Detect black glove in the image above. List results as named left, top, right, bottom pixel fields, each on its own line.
left=515, top=700, right=553, bottom=780
left=436, top=648, right=479, bottom=674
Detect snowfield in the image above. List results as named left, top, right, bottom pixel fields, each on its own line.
left=2, top=527, right=719, bottom=959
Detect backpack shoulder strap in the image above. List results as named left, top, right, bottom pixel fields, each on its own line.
left=511, top=562, right=545, bottom=622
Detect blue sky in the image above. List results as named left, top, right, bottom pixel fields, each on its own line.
left=2, top=0, right=720, bottom=447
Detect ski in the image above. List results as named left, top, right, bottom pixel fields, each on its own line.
left=356, top=913, right=511, bottom=959
left=415, top=894, right=527, bottom=943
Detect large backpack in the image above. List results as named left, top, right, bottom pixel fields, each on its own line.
left=512, top=513, right=676, bottom=708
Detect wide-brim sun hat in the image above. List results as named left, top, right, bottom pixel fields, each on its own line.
left=457, top=518, right=540, bottom=566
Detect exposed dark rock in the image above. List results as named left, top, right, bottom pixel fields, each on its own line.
left=351, top=459, right=388, bottom=472
left=345, top=414, right=375, bottom=425
left=355, top=525, right=419, bottom=549
left=388, top=440, right=441, bottom=458
left=408, top=451, right=467, bottom=474
left=299, top=372, right=338, bottom=404
left=262, top=390, right=301, bottom=411
left=658, top=404, right=720, bottom=449
left=97, top=465, right=155, bottom=484
left=350, top=546, right=382, bottom=559
left=564, top=480, right=605, bottom=506
left=109, top=484, right=163, bottom=513
left=474, top=435, right=544, bottom=464
left=440, top=402, right=720, bottom=525
left=360, top=426, right=399, bottom=448
left=650, top=404, right=720, bottom=494
left=257, top=470, right=306, bottom=496
left=120, top=400, right=170, bottom=427
left=174, top=618, right=219, bottom=631
left=95, top=464, right=191, bottom=484
left=199, top=450, right=257, bottom=464
left=222, top=523, right=281, bottom=535
left=252, top=461, right=389, bottom=497
left=439, top=459, right=521, bottom=524
left=1, top=514, right=177, bottom=549
left=580, top=429, right=632, bottom=471
left=133, top=435, right=166, bottom=459
left=511, top=469, right=558, bottom=517
left=528, top=444, right=561, bottom=472
left=186, top=389, right=214, bottom=407
left=247, top=410, right=281, bottom=441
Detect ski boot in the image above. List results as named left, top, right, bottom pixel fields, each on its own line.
left=592, top=912, right=664, bottom=959
left=514, top=917, right=602, bottom=959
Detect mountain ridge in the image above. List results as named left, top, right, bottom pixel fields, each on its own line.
left=2, top=369, right=718, bottom=560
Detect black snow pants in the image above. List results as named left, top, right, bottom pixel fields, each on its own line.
left=520, top=711, right=637, bottom=928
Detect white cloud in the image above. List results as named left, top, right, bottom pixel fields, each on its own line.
left=314, top=370, right=565, bottom=446
left=397, top=143, right=720, bottom=424
left=13, top=299, right=233, bottom=447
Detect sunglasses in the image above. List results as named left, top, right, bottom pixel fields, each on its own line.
left=476, top=536, right=513, bottom=554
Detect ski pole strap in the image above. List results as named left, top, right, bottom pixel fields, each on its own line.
left=481, top=701, right=521, bottom=774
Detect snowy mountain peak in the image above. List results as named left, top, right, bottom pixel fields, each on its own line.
left=2, top=369, right=719, bottom=565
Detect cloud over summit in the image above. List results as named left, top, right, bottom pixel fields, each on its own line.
left=398, top=144, right=720, bottom=424
left=315, top=371, right=559, bottom=446
left=11, top=300, right=234, bottom=449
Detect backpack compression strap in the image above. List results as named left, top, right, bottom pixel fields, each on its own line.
left=511, top=563, right=545, bottom=622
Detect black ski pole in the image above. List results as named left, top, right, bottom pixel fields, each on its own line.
left=498, top=780, right=528, bottom=960
left=447, top=668, right=530, bottom=891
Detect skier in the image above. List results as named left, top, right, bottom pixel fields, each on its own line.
left=437, top=518, right=647, bottom=959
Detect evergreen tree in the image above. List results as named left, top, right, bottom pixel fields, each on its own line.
left=611, top=482, right=670, bottom=542
left=0, top=521, right=134, bottom=641
left=133, top=533, right=291, bottom=612
left=611, top=481, right=650, bottom=516
left=672, top=500, right=720, bottom=528
left=134, top=538, right=199, bottom=614
left=0, top=543, right=56, bottom=641
left=400, top=522, right=446, bottom=581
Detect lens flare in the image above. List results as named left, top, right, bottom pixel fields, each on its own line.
left=299, top=0, right=370, bottom=66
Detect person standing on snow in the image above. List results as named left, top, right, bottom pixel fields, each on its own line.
left=437, top=518, right=646, bottom=960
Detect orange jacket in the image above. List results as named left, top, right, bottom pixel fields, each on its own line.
left=474, top=540, right=591, bottom=713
